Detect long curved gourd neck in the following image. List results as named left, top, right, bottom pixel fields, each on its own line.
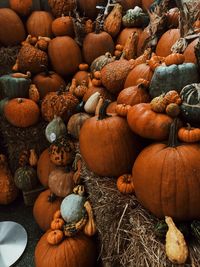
left=168, top=118, right=179, bottom=147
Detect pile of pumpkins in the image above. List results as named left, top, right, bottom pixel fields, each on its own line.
left=0, top=0, right=200, bottom=266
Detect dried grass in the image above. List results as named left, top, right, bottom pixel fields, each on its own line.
left=79, top=154, right=200, bottom=267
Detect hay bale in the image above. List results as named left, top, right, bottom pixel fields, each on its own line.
left=0, top=116, right=49, bottom=173
left=0, top=46, right=20, bottom=76
left=80, top=155, right=200, bottom=267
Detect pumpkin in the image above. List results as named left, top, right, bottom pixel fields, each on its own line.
left=48, top=36, right=82, bottom=77
left=0, top=154, right=18, bottom=205
left=155, top=29, right=181, bottom=57
left=127, top=103, right=173, bottom=140
left=117, top=27, right=142, bottom=47
left=41, top=90, right=79, bottom=122
left=73, top=80, right=88, bottom=99
left=117, top=81, right=150, bottom=106
left=132, top=120, right=200, bottom=220
left=106, top=101, right=117, bottom=114
left=49, top=136, right=75, bottom=166
left=26, top=11, right=53, bottom=38
left=47, top=229, right=64, bottom=245
left=115, top=104, right=131, bottom=117
left=37, top=148, right=57, bottom=188
left=101, top=59, right=134, bottom=94
left=90, top=52, right=115, bottom=74
left=0, top=73, right=31, bottom=99
left=79, top=63, right=89, bottom=71
left=166, top=7, right=180, bottom=28
left=48, top=167, right=74, bottom=197
left=51, top=15, right=74, bottom=37
left=183, top=38, right=199, bottom=64
left=149, top=63, right=200, bottom=98
left=79, top=100, right=142, bottom=177
left=180, top=83, right=200, bottom=125
left=53, top=210, right=61, bottom=219
left=0, top=8, right=25, bottom=46
left=48, top=0, right=76, bottom=17
left=82, top=31, right=115, bottom=65
left=83, top=85, right=113, bottom=102
left=116, top=174, right=135, bottom=194
left=35, top=232, right=97, bottom=267
left=78, top=0, right=107, bottom=19
left=50, top=218, right=65, bottom=230
left=32, top=67, right=66, bottom=100
left=178, top=124, right=200, bottom=143
left=14, top=165, right=38, bottom=191
left=124, top=63, right=153, bottom=88
left=165, top=103, right=180, bottom=118
left=150, top=95, right=168, bottom=113
left=67, top=112, right=91, bottom=139
left=45, top=116, right=67, bottom=143
left=141, top=0, right=154, bottom=10
left=9, top=0, right=33, bottom=16
left=4, top=98, right=40, bottom=128
left=73, top=71, right=89, bottom=86
left=165, top=53, right=185, bottom=66
left=164, top=90, right=182, bottom=105
left=17, top=43, right=48, bottom=74
left=147, top=53, right=165, bottom=71
left=33, top=189, right=63, bottom=231
left=103, top=3, right=122, bottom=37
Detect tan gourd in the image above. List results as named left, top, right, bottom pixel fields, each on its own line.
left=83, top=201, right=97, bottom=236
left=95, top=96, right=104, bottom=116
left=165, top=216, right=188, bottom=264
left=84, top=92, right=100, bottom=114
left=29, top=149, right=38, bottom=167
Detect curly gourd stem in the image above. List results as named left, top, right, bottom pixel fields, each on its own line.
left=168, top=118, right=179, bottom=147
left=98, top=99, right=111, bottom=120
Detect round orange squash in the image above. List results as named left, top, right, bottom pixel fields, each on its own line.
left=183, top=38, right=199, bottom=64
left=51, top=15, right=74, bottom=37
left=4, top=98, right=40, bottom=128
left=0, top=8, right=25, bottom=46
left=48, top=36, right=82, bottom=77
left=9, top=0, right=33, bottom=16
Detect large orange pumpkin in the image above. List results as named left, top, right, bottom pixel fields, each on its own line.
left=35, top=232, right=97, bottom=267
left=37, top=148, right=57, bottom=188
left=0, top=8, right=25, bottom=46
left=127, top=103, right=173, bottom=140
left=132, top=120, right=200, bottom=221
left=9, top=0, right=33, bottom=16
left=183, top=38, right=199, bottom=64
left=79, top=100, right=142, bottom=177
left=33, top=189, right=62, bottom=231
left=51, top=15, right=74, bottom=37
left=48, top=36, right=82, bottom=77
left=26, top=11, right=54, bottom=38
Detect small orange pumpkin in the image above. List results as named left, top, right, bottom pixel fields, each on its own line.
left=51, top=218, right=65, bottom=230
left=91, top=78, right=102, bottom=87
left=164, top=90, right=182, bottom=105
left=47, top=230, right=64, bottom=245
left=115, top=104, right=131, bottom=117
left=79, top=63, right=89, bottom=71
left=178, top=124, right=200, bottom=143
left=147, top=53, right=165, bottom=71
left=165, top=53, right=185, bottom=66
left=117, top=174, right=134, bottom=194
left=53, top=210, right=61, bottom=220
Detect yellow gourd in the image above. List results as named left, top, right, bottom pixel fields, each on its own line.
left=29, top=149, right=38, bottom=167
left=165, top=216, right=188, bottom=264
left=83, top=201, right=97, bottom=236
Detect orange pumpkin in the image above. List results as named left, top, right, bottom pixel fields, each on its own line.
left=178, top=124, right=200, bottom=143
left=26, top=11, right=54, bottom=38
left=164, top=90, right=182, bottom=105
left=166, top=7, right=180, bottom=28
left=117, top=27, right=142, bottom=47
left=115, top=104, right=131, bottom=117
left=78, top=0, right=107, bottom=19
left=47, top=230, right=64, bottom=245
left=147, top=53, right=165, bottom=71
left=37, top=148, right=57, bottom=188
left=35, top=232, right=97, bottom=267
left=51, top=15, right=74, bottom=37
left=50, top=218, right=65, bottom=230
left=48, top=0, right=76, bottom=17
left=183, top=38, right=199, bottom=64
left=33, top=189, right=63, bottom=231
left=9, top=0, right=33, bottom=16
left=127, top=103, right=173, bottom=140
left=4, top=98, right=40, bottom=128
left=116, top=174, right=135, bottom=194
left=165, top=53, right=185, bottom=66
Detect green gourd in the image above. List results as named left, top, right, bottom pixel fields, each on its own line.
left=45, top=115, right=67, bottom=143
left=122, top=7, right=149, bottom=28
left=149, top=63, right=200, bottom=98
left=0, top=73, right=31, bottom=99
left=14, top=166, right=38, bottom=191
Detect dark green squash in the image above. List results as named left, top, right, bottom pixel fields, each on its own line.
left=0, top=74, right=31, bottom=99
left=14, top=166, right=38, bottom=191
left=122, top=7, right=149, bottom=28
left=180, top=83, right=200, bottom=125
left=149, top=63, right=200, bottom=98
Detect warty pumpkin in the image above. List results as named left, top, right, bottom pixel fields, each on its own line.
left=48, top=36, right=82, bottom=76
left=4, top=98, right=40, bottom=128
left=0, top=8, right=25, bottom=46
left=48, top=0, right=76, bottom=17
left=132, top=120, right=200, bottom=221
left=26, top=11, right=54, bottom=38
left=0, top=154, right=18, bottom=205
left=33, top=189, right=63, bottom=231
left=127, top=103, right=173, bottom=140
left=37, top=148, right=57, bottom=188
left=35, top=232, right=97, bottom=267
left=51, top=15, right=74, bottom=37
left=79, top=100, right=142, bottom=177
left=9, top=0, right=33, bottom=16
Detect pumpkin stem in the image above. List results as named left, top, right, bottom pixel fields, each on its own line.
left=168, top=118, right=179, bottom=147
left=98, top=99, right=111, bottom=120
left=186, top=123, right=192, bottom=130
left=48, top=192, right=57, bottom=202
left=17, top=98, right=23, bottom=103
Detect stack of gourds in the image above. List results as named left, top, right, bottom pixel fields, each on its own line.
left=0, top=0, right=200, bottom=266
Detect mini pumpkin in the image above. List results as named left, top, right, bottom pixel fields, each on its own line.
left=117, top=174, right=135, bottom=194
left=164, top=90, right=182, bottom=105
left=51, top=15, right=74, bottom=37
left=115, top=104, right=131, bottom=117
left=50, top=218, right=65, bottom=230
left=178, top=124, right=200, bottom=143
left=165, top=53, right=185, bottom=66
left=147, top=53, right=165, bottom=71
left=47, top=229, right=64, bottom=245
